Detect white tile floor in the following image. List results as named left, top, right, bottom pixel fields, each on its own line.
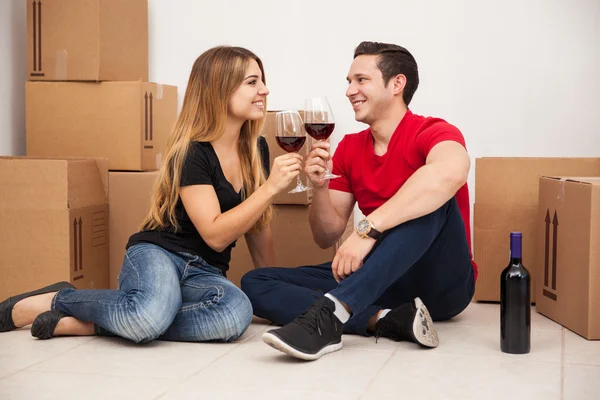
left=0, top=303, right=598, bottom=400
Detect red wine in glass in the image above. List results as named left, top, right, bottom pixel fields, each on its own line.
left=275, top=110, right=308, bottom=193
left=304, top=97, right=340, bottom=179
left=304, top=123, right=335, bottom=141
left=276, top=136, right=306, bottom=153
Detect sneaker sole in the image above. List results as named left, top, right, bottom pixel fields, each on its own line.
left=262, top=332, right=343, bottom=361
left=413, top=297, right=439, bottom=348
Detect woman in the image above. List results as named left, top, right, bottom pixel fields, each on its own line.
left=0, top=46, right=302, bottom=343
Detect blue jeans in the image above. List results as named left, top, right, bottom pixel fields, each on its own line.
left=52, top=244, right=253, bottom=343
left=242, top=198, right=475, bottom=336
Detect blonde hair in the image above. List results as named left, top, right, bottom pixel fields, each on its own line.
left=141, top=46, right=273, bottom=233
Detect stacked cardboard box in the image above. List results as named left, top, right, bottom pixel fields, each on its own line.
left=0, top=157, right=109, bottom=298
left=108, top=171, right=158, bottom=289
left=25, top=0, right=177, bottom=170
left=26, top=81, right=177, bottom=171
left=473, top=158, right=600, bottom=304
left=27, top=0, right=148, bottom=82
left=0, top=0, right=178, bottom=298
left=536, top=176, right=600, bottom=340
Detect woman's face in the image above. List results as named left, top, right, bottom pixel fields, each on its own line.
left=228, top=58, right=269, bottom=122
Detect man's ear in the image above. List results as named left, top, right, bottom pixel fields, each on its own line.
left=392, top=74, right=407, bottom=96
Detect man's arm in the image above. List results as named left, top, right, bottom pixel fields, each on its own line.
left=368, top=141, right=470, bottom=231
left=303, top=140, right=356, bottom=249
left=245, top=225, right=275, bottom=268
left=309, top=186, right=356, bottom=249
left=331, top=140, right=470, bottom=281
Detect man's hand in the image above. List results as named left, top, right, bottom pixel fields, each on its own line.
left=304, top=141, right=332, bottom=189
left=331, top=233, right=376, bottom=282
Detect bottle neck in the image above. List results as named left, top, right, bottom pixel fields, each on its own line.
left=510, top=234, right=522, bottom=263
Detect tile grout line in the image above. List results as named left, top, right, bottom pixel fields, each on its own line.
left=560, top=327, right=565, bottom=400
left=436, top=322, right=563, bottom=331
left=15, top=325, right=272, bottom=381
left=19, top=335, right=98, bottom=372
left=358, top=345, right=398, bottom=398
left=400, top=351, right=563, bottom=364
left=151, top=348, right=243, bottom=400
left=150, top=325, right=273, bottom=400
left=6, top=327, right=272, bottom=395
left=0, top=369, right=21, bottom=381
left=1, top=367, right=179, bottom=381
left=563, top=361, right=600, bottom=368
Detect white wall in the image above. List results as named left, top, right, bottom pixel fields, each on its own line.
left=2, top=0, right=599, bottom=201
left=0, top=0, right=26, bottom=156
left=149, top=0, right=600, bottom=213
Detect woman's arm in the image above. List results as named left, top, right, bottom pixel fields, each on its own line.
left=181, top=153, right=302, bottom=252
left=181, top=184, right=275, bottom=253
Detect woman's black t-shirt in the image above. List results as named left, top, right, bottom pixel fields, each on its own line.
left=126, top=137, right=270, bottom=273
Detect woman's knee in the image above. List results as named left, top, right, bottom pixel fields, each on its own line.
left=170, top=285, right=252, bottom=343
left=114, top=245, right=183, bottom=343
left=220, top=290, right=253, bottom=342
left=116, top=288, right=182, bottom=343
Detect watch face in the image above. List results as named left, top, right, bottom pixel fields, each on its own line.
left=357, top=219, right=370, bottom=234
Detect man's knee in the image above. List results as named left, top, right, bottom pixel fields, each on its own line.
left=240, top=268, right=272, bottom=295
left=240, top=269, right=255, bottom=292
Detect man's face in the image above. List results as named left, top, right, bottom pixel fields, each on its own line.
left=346, top=55, right=395, bottom=125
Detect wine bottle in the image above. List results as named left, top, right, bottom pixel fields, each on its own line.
left=500, top=232, right=531, bottom=354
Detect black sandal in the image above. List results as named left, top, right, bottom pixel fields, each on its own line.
left=31, top=310, right=68, bottom=340
left=0, top=281, right=75, bottom=332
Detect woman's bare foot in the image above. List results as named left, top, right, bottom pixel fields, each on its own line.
left=53, top=317, right=95, bottom=336
left=11, top=292, right=56, bottom=328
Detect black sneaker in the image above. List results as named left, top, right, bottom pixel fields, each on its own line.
left=374, top=297, right=439, bottom=348
left=262, top=297, right=343, bottom=361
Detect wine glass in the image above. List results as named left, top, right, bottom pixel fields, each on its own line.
left=275, top=110, right=308, bottom=193
left=304, top=97, right=340, bottom=179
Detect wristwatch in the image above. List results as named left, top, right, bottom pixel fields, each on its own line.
left=356, top=218, right=382, bottom=240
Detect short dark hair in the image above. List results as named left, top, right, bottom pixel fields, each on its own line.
left=353, top=41, right=419, bottom=106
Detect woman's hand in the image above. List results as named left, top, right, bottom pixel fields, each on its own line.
left=265, top=153, right=303, bottom=195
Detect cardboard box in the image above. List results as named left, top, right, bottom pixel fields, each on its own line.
left=27, top=0, right=148, bottom=81
left=108, top=171, right=158, bottom=289
left=473, top=158, right=600, bottom=302
left=228, top=205, right=354, bottom=287
left=263, top=111, right=315, bottom=205
left=0, top=157, right=109, bottom=299
left=536, top=177, right=600, bottom=339
left=26, top=81, right=178, bottom=171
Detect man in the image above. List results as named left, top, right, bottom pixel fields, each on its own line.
left=241, top=41, right=477, bottom=361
